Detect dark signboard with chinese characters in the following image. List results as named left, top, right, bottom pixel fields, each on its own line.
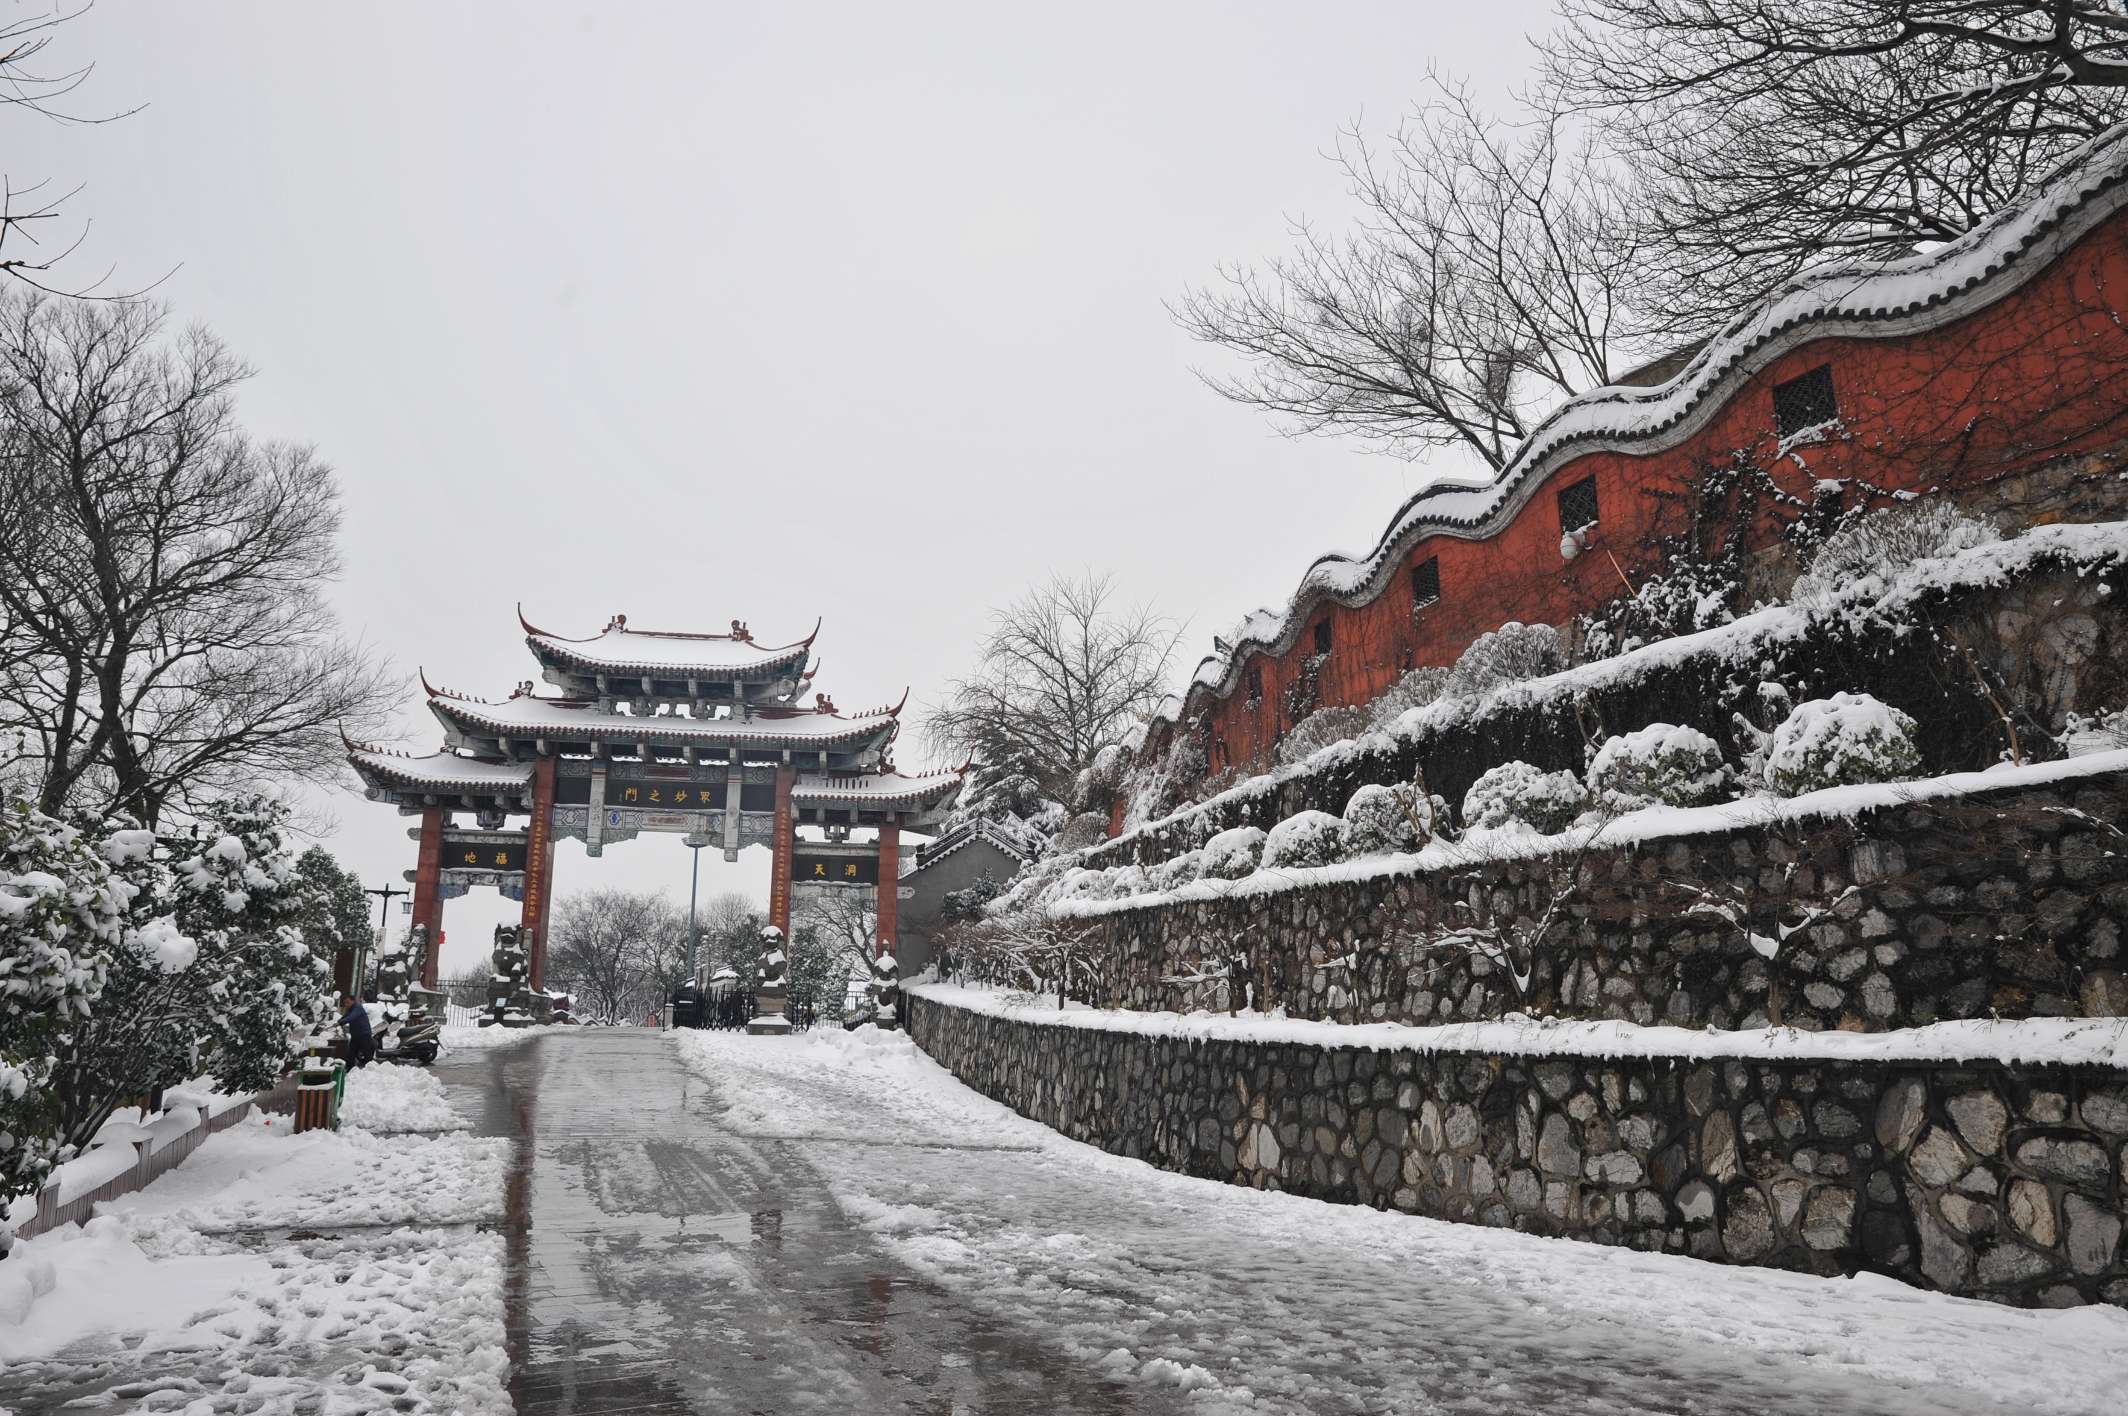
left=604, top=780, right=726, bottom=811
left=793, top=850, right=879, bottom=886
left=442, top=833, right=527, bottom=874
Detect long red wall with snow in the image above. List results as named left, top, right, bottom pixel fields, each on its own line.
left=1153, top=213, right=2128, bottom=784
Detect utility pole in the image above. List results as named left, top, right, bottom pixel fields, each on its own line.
left=357, top=883, right=405, bottom=1000
left=366, top=883, right=406, bottom=938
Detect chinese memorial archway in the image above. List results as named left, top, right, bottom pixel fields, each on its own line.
left=347, top=610, right=963, bottom=997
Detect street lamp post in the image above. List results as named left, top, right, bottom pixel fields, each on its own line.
left=683, top=832, right=713, bottom=988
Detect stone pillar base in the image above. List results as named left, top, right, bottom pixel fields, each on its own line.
left=747, top=986, right=791, bottom=1035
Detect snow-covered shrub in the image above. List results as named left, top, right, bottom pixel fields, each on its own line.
left=0, top=805, right=129, bottom=1219
left=1368, top=666, right=1449, bottom=727
left=1790, top=499, right=1999, bottom=605
left=1051, top=811, right=1111, bottom=854
left=1276, top=704, right=1369, bottom=766
left=1150, top=849, right=1206, bottom=891
left=1442, top=622, right=1567, bottom=700
left=1200, top=826, right=1266, bottom=879
left=1070, top=743, right=1131, bottom=816
left=1048, top=864, right=1147, bottom=906
left=1340, top=782, right=1451, bottom=855
left=161, top=801, right=337, bottom=1092
left=1461, top=761, right=1589, bottom=834
left=1764, top=692, right=1921, bottom=796
left=1261, top=810, right=1347, bottom=869
left=36, top=799, right=336, bottom=1196
left=2061, top=706, right=2128, bottom=756
left=1586, top=724, right=1731, bottom=811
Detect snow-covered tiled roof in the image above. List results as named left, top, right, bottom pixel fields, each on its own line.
left=428, top=689, right=899, bottom=747
left=1146, top=118, right=2128, bottom=738
left=348, top=747, right=534, bottom=794
left=521, top=609, right=817, bottom=679
left=793, top=768, right=964, bottom=808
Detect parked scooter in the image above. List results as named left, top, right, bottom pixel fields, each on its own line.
left=378, top=1007, right=442, bottom=1065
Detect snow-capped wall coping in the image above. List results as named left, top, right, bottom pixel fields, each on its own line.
left=907, top=982, right=2128, bottom=1069
left=1055, top=748, right=2128, bottom=921
left=1089, top=519, right=2128, bottom=868
left=1145, top=120, right=2128, bottom=738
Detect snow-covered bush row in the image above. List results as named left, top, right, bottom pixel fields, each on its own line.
left=1587, top=724, right=1732, bottom=812
left=1461, top=761, right=1589, bottom=834
left=1091, top=518, right=2126, bottom=872
left=0, top=798, right=339, bottom=1235
left=1764, top=692, right=1922, bottom=797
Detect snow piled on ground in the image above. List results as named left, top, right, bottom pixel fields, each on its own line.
left=672, top=1025, right=2128, bottom=1416
left=441, top=1020, right=576, bottom=1054
left=907, top=982, right=2128, bottom=1068
left=0, top=1065, right=509, bottom=1414
left=337, top=1060, right=472, bottom=1133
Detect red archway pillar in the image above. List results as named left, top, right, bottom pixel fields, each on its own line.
left=874, top=820, right=899, bottom=960
left=411, top=805, right=446, bottom=988
left=767, top=764, right=796, bottom=935
left=521, top=755, right=557, bottom=993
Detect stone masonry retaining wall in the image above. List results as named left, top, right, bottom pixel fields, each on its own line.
left=1080, top=769, right=2128, bottom=1034
left=905, top=991, right=2128, bottom=1307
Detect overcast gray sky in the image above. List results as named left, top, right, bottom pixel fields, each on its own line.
left=25, top=2, right=1552, bottom=978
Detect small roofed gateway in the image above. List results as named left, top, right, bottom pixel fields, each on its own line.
left=347, top=610, right=964, bottom=998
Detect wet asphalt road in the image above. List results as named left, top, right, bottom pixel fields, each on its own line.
left=443, top=1029, right=1150, bottom=1416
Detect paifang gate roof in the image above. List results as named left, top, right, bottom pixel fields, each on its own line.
left=425, top=681, right=905, bottom=751
left=520, top=608, right=817, bottom=681
left=792, top=768, right=963, bottom=811
left=346, top=745, right=534, bottom=801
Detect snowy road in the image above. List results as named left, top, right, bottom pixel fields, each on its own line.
left=655, top=1025, right=2128, bottom=1416
left=443, top=1028, right=1146, bottom=1414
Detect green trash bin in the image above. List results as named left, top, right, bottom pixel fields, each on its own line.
left=295, top=1057, right=344, bottom=1133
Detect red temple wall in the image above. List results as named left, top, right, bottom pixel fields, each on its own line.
left=1164, top=216, right=2128, bottom=786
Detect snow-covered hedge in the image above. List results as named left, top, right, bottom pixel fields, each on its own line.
left=1200, top=826, right=1267, bottom=880
left=1461, top=761, right=1589, bottom=834
left=1764, top=692, right=1922, bottom=796
left=1587, top=724, right=1731, bottom=811
left=1261, top=811, right=1346, bottom=870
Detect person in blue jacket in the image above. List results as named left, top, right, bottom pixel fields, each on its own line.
left=338, top=993, right=375, bottom=1068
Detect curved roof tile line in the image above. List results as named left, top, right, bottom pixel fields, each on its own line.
left=518, top=606, right=821, bottom=652
left=1143, top=118, right=2128, bottom=738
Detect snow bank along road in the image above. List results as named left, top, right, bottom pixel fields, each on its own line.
left=0, top=1064, right=512, bottom=1415
left=670, top=1025, right=2128, bottom=1416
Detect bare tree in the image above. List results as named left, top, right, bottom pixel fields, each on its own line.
left=926, top=572, right=1181, bottom=804
left=1171, top=75, right=1666, bottom=465
left=0, top=6, right=148, bottom=296
left=940, top=910, right=1107, bottom=1009
left=0, top=294, right=396, bottom=824
left=547, top=888, right=688, bottom=1023
left=1547, top=0, right=2128, bottom=323
left=795, top=885, right=876, bottom=975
